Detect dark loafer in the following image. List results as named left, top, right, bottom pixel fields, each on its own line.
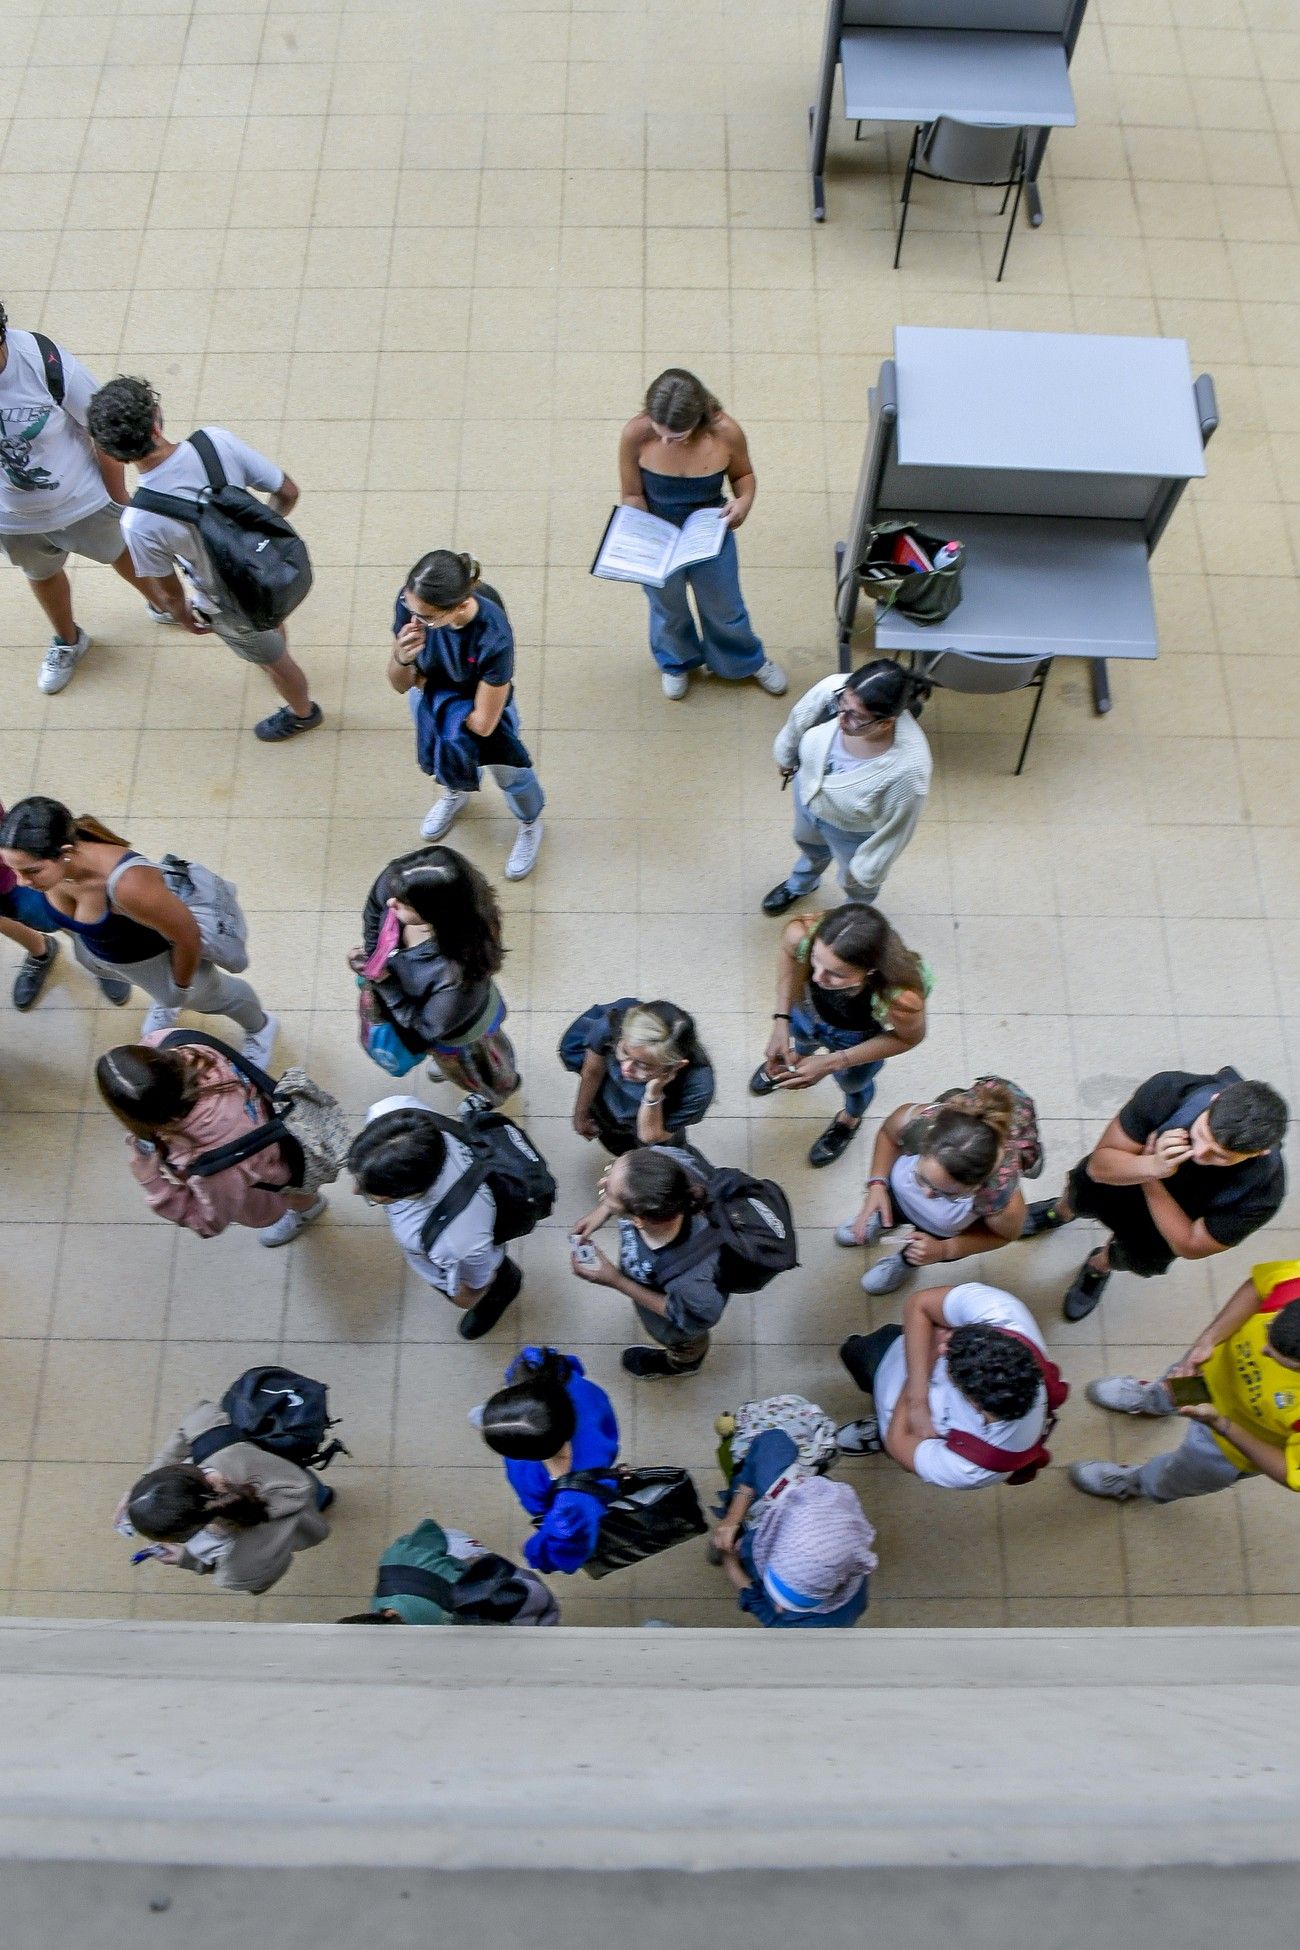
left=457, top=1256, right=523, bottom=1340
left=748, top=1062, right=779, bottom=1097
left=761, top=880, right=802, bottom=917
left=12, top=937, right=58, bottom=1011
left=1063, top=1260, right=1110, bottom=1322
left=808, top=1116, right=860, bottom=1168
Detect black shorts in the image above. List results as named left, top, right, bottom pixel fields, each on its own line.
left=1066, top=1159, right=1175, bottom=1279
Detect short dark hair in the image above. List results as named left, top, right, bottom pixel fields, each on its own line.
left=85, top=374, right=161, bottom=462
left=347, top=1108, right=446, bottom=1200
left=946, top=1324, right=1041, bottom=1421
left=1207, top=1081, right=1288, bottom=1157
left=614, top=1147, right=699, bottom=1223
left=1267, top=1298, right=1300, bottom=1364
left=0, top=300, right=7, bottom=345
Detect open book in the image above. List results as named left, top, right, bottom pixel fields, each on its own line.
left=591, top=504, right=728, bottom=588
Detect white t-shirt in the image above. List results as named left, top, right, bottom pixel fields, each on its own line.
left=874, top=1282, right=1048, bottom=1491
left=0, top=330, right=110, bottom=532
left=366, top=1095, right=503, bottom=1299
left=121, top=425, right=284, bottom=611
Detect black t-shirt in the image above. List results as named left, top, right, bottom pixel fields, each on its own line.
left=394, top=591, right=515, bottom=696
left=809, top=976, right=883, bottom=1034
left=1116, top=1069, right=1285, bottom=1247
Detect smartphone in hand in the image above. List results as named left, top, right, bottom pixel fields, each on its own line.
left=1168, top=1373, right=1212, bottom=1408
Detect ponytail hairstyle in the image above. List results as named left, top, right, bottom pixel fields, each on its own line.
left=127, top=1463, right=269, bottom=1540
left=611, top=999, right=709, bottom=1100
left=0, top=795, right=129, bottom=859
left=644, top=367, right=721, bottom=435
left=96, top=1044, right=211, bottom=1139
left=384, top=844, right=504, bottom=986
left=813, top=904, right=925, bottom=1009
left=480, top=1348, right=577, bottom=1464
left=841, top=657, right=931, bottom=723
left=405, top=550, right=481, bottom=613
left=615, top=1147, right=705, bottom=1224
left=900, top=1080, right=1018, bottom=1190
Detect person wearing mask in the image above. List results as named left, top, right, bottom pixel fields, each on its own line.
left=351, top=844, right=519, bottom=1104
left=561, top=996, right=714, bottom=1155
left=1071, top=1260, right=1300, bottom=1505
left=338, top=1517, right=560, bottom=1625
left=479, top=1346, right=620, bottom=1577
left=347, top=1096, right=522, bottom=1341
left=837, top=1282, right=1056, bottom=1491
left=1022, top=1067, right=1288, bottom=1322
left=0, top=301, right=168, bottom=694
left=710, top=1437, right=877, bottom=1629
left=764, top=659, right=932, bottom=915
left=86, top=373, right=321, bottom=744
left=386, top=549, right=544, bottom=881
left=118, top=1399, right=332, bottom=1597
left=0, top=796, right=276, bottom=1061
left=617, top=366, right=786, bottom=701
left=569, top=1145, right=730, bottom=1379
left=836, top=1078, right=1034, bottom=1294
left=750, top=902, right=930, bottom=1168
left=95, top=1038, right=327, bottom=1247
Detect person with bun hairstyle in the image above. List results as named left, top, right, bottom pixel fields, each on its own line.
left=96, top=1038, right=326, bottom=1246
left=0, top=796, right=275, bottom=1062
left=618, top=367, right=787, bottom=701
left=750, top=903, right=930, bottom=1169
left=350, top=844, right=519, bottom=1104
left=764, top=659, right=932, bottom=915
left=560, top=996, right=714, bottom=1154
left=836, top=1079, right=1032, bottom=1295
left=387, top=548, right=544, bottom=881
left=479, top=1345, right=620, bottom=1576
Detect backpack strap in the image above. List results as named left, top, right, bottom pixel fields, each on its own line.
left=375, top=1555, right=524, bottom=1619
left=130, top=483, right=205, bottom=523
left=551, top=1467, right=623, bottom=1504
left=415, top=1112, right=489, bottom=1252
left=156, top=1029, right=300, bottom=1184
left=159, top=1027, right=277, bottom=1099
left=104, top=849, right=152, bottom=907
left=188, top=1423, right=242, bottom=1466
left=31, top=332, right=64, bottom=407
left=187, top=428, right=228, bottom=492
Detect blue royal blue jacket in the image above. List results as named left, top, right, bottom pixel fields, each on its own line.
left=501, top=1350, right=620, bottom=1576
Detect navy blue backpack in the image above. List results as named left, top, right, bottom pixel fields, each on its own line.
left=189, top=1366, right=347, bottom=1472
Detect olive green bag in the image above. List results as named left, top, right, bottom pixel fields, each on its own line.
left=858, top=521, right=965, bottom=625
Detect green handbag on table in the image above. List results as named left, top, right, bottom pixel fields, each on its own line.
left=857, top=520, right=965, bottom=626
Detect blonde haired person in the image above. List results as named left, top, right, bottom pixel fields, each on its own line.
left=560, top=996, right=715, bottom=1154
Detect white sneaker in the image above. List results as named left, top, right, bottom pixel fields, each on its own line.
left=420, top=791, right=468, bottom=841
left=754, top=659, right=788, bottom=696
left=140, top=1002, right=180, bottom=1038
left=147, top=604, right=175, bottom=625
left=259, top=1194, right=327, bottom=1248
left=240, top=1012, right=278, bottom=1072
left=37, top=628, right=90, bottom=695
left=505, top=818, right=543, bottom=880
left=661, top=671, right=690, bottom=700
left=861, top=1252, right=909, bottom=1295
left=1086, top=1375, right=1175, bottom=1417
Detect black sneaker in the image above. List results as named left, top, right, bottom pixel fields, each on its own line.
left=1021, top=1197, right=1068, bottom=1238
left=748, top=1062, right=779, bottom=1097
left=254, top=701, right=323, bottom=743
left=761, top=881, right=802, bottom=917
left=621, top=1345, right=706, bottom=1379
left=97, top=972, right=132, bottom=1006
left=808, top=1115, right=860, bottom=1168
left=1063, top=1258, right=1110, bottom=1322
left=457, top=1256, right=523, bottom=1340
left=12, top=936, right=58, bottom=1010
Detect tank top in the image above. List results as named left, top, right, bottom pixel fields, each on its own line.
left=639, top=466, right=727, bottom=528
left=28, top=849, right=170, bottom=964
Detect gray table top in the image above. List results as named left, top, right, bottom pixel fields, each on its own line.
left=840, top=26, right=1076, bottom=127
left=871, top=512, right=1158, bottom=660
left=893, top=326, right=1207, bottom=478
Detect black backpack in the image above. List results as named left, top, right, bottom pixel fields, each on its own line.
left=419, top=1097, right=556, bottom=1251
left=656, top=1165, right=798, bottom=1297
left=32, top=332, right=65, bottom=405
left=555, top=1466, right=708, bottom=1581
left=131, top=428, right=312, bottom=631
left=374, top=1555, right=536, bottom=1623
left=189, top=1366, right=348, bottom=1473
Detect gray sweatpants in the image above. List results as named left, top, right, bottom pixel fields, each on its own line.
left=72, top=940, right=266, bottom=1036
left=1136, top=1416, right=1249, bottom=1503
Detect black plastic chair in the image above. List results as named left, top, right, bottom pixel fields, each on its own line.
left=893, top=117, right=1029, bottom=283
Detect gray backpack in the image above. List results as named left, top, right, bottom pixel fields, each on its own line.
left=106, top=851, right=250, bottom=973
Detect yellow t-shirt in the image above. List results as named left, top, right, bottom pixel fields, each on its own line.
left=1201, top=1260, right=1300, bottom=1485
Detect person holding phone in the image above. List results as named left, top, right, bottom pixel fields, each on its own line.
left=560, top=996, right=714, bottom=1155
left=1071, top=1260, right=1300, bottom=1504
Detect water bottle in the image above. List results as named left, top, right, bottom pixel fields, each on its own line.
left=933, top=541, right=961, bottom=570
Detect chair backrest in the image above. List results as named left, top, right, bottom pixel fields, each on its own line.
left=920, top=118, right=1025, bottom=184
left=913, top=650, right=1046, bottom=694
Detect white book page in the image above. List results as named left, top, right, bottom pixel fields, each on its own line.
left=667, top=506, right=728, bottom=573
left=591, top=505, right=678, bottom=585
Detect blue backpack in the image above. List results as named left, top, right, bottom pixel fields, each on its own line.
left=189, top=1366, right=348, bottom=1472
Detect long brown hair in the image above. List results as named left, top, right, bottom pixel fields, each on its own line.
left=643, top=368, right=721, bottom=434
left=813, top=904, right=925, bottom=1004
left=96, top=1043, right=243, bottom=1141
left=900, top=1080, right=1018, bottom=1188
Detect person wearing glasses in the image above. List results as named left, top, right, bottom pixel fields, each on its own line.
left=763, top=659, right=932, bottom=916
left=560, top=996, right=714, bottom=1156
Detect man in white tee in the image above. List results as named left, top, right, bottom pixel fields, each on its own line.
left=0, top=301, right=172, bottom=694
left=348, top=1096, right=522, bottom=1342
left=86, top=372, right=322, bottom=745
left=838, top=1282, right=1051, bottom=1489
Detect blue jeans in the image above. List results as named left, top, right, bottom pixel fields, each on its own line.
left=643, top=530, right=765, bottom=680
left=407, top=691, right=544, bottom=823
left=784, top=780, right=879, bottom=904
left=790, top=1001, right=883, bottom=1120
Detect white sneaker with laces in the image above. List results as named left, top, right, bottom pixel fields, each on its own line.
left=1086, top=1375, right=1175, bottom=1417
left=37, top=627, right=90, bottom=695
left=420, top=791, right=468, bottom=841
left=1069, top=1460, right=1142, bottom=1501
left=259, top=1194, right=327, bottom=1248
left=505, top=818, right=543, bottom=880
left=861, top=1252, right=909, bottom=1295
left=147, top=604, right=175, bottom=625
left=661, top=671, right=690, bottom=700
left=836, top=1416, right=883, bottom=1456
left=754, top=658, right=788, bottom=696
left=240, top=1012, right=279, bottom=1072
left=140, top=1002, right=180, bottom=1038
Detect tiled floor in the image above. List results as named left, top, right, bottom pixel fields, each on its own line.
left=0, top=0, right=1298, bottom=1629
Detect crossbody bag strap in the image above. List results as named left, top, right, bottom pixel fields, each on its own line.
left=943, top=1427, right=1046, bottom=1473
left=551, top=1467, right=622, bottom=1503
left=31, top=331, right=65, bottom=406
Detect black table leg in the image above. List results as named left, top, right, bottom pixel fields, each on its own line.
left=1090, top=658, right=1112, bottom=715
left=809, top=107, right=826, bottom=222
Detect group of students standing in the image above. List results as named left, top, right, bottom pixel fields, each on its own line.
left=2, top=301, right=1297, bottom=1628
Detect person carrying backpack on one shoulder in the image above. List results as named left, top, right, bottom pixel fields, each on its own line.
left=338, top=1517, right=560, bottom=1626
left=0, top=301, right=170, bottom=695
left=86, top=373, right=322, bottom=745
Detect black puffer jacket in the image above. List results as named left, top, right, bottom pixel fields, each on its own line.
left=362, top=867, right=492, bottom=1049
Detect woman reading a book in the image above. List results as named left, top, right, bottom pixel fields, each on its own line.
left=616, top=368, right=788, bottom=702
